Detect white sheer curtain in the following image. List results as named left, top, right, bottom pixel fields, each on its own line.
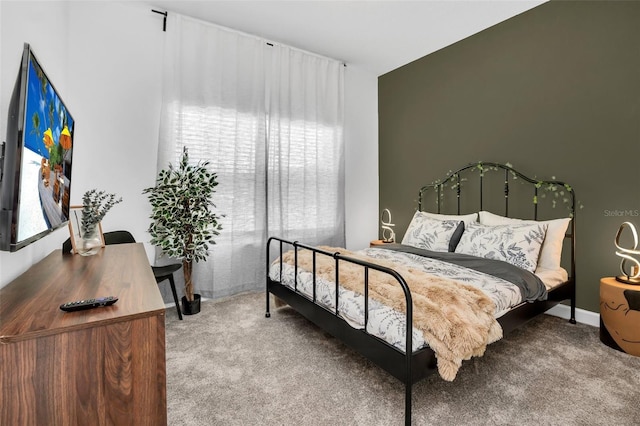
left=156, top=14, right=344, bottom=299
left=266, top=45, right=345, bottom=246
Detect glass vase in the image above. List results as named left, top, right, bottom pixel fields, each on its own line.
left=77, top=229, right=102, bottom=256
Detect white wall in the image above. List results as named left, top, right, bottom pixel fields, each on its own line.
left=0, top=1, right=163, bottom=286
left=344, top=65, right=379, bottom=250
left=0, top=1, right=378, bottom=288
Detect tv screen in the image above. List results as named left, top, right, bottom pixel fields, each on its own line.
left=0, top=43, right=74, bottom=252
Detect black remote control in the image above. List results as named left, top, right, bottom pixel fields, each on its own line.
left=60, top=296, right=118, bottom=312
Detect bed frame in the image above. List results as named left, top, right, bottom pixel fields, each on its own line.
left=265, top=162, right=576, bottom=425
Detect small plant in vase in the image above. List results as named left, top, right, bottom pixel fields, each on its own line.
left=77, top=189, right=122, bottom=256
left=143, top=147, right=223, bottom=315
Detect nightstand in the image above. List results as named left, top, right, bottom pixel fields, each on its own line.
left=600, top=276, right=640, bottom=357
left=370, top=239, right=394, bottom=247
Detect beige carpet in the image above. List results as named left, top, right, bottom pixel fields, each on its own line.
left=165, top=291, right=640, bottom=425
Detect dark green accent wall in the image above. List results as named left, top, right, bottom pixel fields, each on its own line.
left=378, top=0, right=640, bottom=313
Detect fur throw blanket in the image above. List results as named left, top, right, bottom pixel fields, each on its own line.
left=280, top=247, right=503, bottom=381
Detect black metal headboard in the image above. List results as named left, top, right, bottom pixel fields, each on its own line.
left=417, top=162, right=576, bottom=281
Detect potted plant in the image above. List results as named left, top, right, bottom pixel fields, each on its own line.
left=143, top=147, right=223, bottom=315
left=76, top=189, right=122, bottom=256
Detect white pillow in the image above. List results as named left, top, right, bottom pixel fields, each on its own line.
left=420, top=211, right=478, bottom=227
left=454, top=222, right=548, bottom=272
left=402, top=211, right=462, bottom=252
left=478, top=211, right=571, bottom=271
left=535, top=267, right=569, bottom=290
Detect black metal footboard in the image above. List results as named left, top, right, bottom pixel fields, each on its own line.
left=265, top=237, right=437, bottom=425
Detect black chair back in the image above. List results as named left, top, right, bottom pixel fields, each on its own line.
left=104, top=231, right=136, bottom=245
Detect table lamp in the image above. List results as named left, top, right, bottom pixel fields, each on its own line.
left=614, top=221, right=640, bottom=284
left=381, top=208, right=395, bottom=243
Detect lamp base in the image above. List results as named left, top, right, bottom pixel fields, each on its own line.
left=615, top=275, right=640, bottom=285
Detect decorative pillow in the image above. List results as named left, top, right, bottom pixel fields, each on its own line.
left=478, top=211, right=571, bottom=271
left=421, top=211, right=478, bottom=227
left=448, top=221, right=466, bottom=252
left=454, top=222, right=548, bottom=272
left=402, top=211, right=463, bottom=252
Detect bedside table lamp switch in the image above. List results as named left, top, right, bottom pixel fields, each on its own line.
left=381, top=208, right=395, bottom=243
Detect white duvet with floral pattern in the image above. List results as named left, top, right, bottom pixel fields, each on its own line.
left=269, top=247, right=523, bottom=352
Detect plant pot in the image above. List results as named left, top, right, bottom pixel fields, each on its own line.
left=181, top=293, right=201, bottom=315
left=77, top=229, right=102, bottom=256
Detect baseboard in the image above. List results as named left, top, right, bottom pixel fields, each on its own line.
left=164, top=297, right=600, bottom=327
left=545, top=304, right=599, bottom=327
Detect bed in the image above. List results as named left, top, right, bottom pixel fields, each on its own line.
left=265, top=162, right=576, bottom=425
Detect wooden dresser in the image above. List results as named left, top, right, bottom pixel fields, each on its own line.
left=0, top=243, right=167, bottom=425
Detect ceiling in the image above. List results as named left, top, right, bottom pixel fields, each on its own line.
left=148, top=1, right=546, bottom=76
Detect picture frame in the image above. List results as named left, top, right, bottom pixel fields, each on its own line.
left=67, top=205, right=105, bottom=254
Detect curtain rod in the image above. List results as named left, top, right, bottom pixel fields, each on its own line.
left=152, top=10, right=346, bottom=67
left=264, top=43, right=346, bottom=68
left=151, top=9, right=168, bottom=32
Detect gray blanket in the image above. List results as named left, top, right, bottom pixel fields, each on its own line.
left=380, top=244, right=548, bottom=302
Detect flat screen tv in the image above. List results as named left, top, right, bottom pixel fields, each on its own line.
left=0, top=43, right=75, bottom=252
